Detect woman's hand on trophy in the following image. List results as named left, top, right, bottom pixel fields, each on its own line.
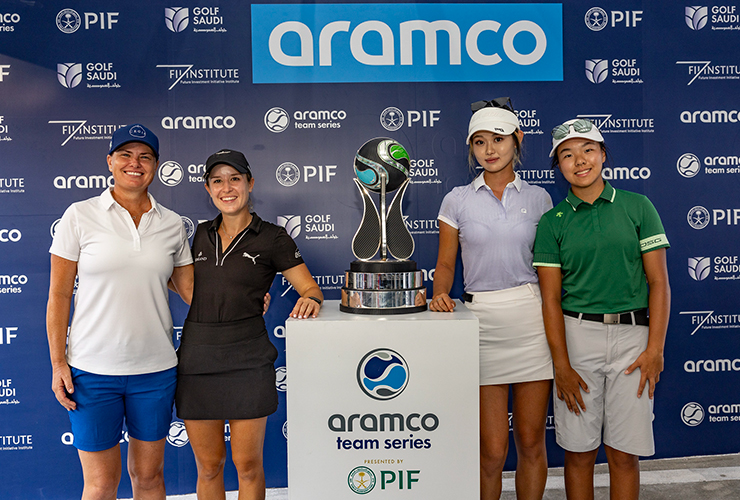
left=429, top=293, right=456, bottom=312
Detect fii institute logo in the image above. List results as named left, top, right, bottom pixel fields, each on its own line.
left=348, top=466, right=376, bottom=494
left=165, top=7, right=189, bottom=32
left=356, top=348, right=409, bottom=401
left=688, top=257, right=711, bottom=281
left=265, top=107, right=290, bottom=133
left=681, top=402, right=705, bottom=426
left=677, top=153, right=701, bottom=178
left=251, top=3, right=563, bottom=83
left=158, top=161, right=184, bottom=186
left=57, top=63, right=82, bottom=88
left=687, top=206, right=711, bottom=230
left=685, top=7, right=708, bottom=30
left=277, top=215, right=301, bottom=238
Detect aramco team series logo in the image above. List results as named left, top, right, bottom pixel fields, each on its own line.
left=158, top=160, right=184, bottom=186
left=677, top=153, right=701, bottom=178
left=167, top=421, right=189, bottom=447
left=348, top=466, right=376, bottom=494
left=681, top=402, right=705, bottom=427
left=265, top=107, right=290, bottom=133
left=356, top=348, right=409, bottom=401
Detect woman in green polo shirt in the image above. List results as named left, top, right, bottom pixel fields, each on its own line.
left=533, top=119, right=670, bottom=500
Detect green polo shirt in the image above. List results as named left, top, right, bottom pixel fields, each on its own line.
left=533, top=182, right=669, bottom=314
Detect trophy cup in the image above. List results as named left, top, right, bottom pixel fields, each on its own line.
left=340, top=138, right=427, bottom=314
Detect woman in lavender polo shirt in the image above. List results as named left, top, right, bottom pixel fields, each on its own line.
left=430, top=98, right=553, bottom=500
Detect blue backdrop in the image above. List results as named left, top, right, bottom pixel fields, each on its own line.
left=1, top=1, right=739, bottom=498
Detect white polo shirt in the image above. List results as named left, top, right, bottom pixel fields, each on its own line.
left=50, top=188, right=193, bottom=376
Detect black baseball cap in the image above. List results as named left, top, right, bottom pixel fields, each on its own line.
left=204, top=149, right=252, bottom=179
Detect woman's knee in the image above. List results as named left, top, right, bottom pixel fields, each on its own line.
left=480, top=437, right=508, bottom=474
left=194, top=452, right=227, bottom=481
left=128, top=465, right=164, bottom=491
left=233, top=454, right=264, bottom=481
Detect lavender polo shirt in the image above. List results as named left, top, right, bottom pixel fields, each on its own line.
left=438, top=172, right=553, bottom=293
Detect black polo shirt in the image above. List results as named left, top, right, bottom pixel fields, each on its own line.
left=187, top=213, right=304, bottom=323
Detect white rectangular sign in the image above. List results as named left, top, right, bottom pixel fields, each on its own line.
left=286, top=301, right=479, bottom=498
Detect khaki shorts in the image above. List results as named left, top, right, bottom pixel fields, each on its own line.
left=553, top=315, right=655, bottom=456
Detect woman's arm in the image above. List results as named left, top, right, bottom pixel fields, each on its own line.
left=169, top=264, right=194, bottom=305
left=282, top=263, right=323, bottom=319
left=625, top=248, right=670, bottom=399
left=46, top=255, right=78, bottom=411
left=538, top=266, right=589, bottom=414
left=429, top=221, right=459, bottom=312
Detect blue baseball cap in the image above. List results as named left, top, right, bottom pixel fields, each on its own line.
left=108, top=124, right=159, bottom=159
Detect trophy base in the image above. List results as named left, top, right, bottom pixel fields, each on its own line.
left=340, top=260, right=427, bottom=315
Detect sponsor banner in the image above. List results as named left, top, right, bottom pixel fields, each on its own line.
left=286, top=305, right=479, bottom=498
left=251, top=3, right=563, bottom=83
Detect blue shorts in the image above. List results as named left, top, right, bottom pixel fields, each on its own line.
left=68, top=367, right=177, bottom=452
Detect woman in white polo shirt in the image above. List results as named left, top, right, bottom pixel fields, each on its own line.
left=534, top=118, right=670, bottom=499
left=430, top=98, right=554, bottom=500
left=47, top=124, right=194, bottom=500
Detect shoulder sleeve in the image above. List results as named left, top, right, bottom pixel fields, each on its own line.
left=536, top=187, right=554, bottom=217
left=49, top=204, right=81, bottom=262
left=638, top=196, right=670, bottom=253
left=533, top=211, right=561, bottom=268
left=271, top=226, right=305, bottom=272
left=437, top=189, right=460, bottom=229
left=173, top=221, right=194, bottom=267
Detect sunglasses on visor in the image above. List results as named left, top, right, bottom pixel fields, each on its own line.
left=470, top=97, right=514, bottom=114
left=551, top=119, right=595, bottom=140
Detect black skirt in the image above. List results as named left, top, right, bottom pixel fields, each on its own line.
left=176, top=316, right=279, bottom=420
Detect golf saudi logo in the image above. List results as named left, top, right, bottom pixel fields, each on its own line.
left=356, top=348, right=409, bottom=401
left=348, top=466, right=376, bottom=494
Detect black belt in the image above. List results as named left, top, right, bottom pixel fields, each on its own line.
left=563, top=309, right=649, bottom=326
left=461, top=292, right=474, bottom=303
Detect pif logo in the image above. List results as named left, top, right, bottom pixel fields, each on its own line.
left=356, top=348, right=409, bottom=400
left=251, top=3, right=562, bottom=83
left=348, top=466, right=376, bottom=494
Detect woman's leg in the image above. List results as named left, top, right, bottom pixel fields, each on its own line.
left=511, top=379, right=552, bottom=500
left=564, top=449, right=599, bottom=500
left=229, top=417, right=268, bottom=500
left=184, top=419, right=228, bottom=500
left=480, top=384, right=510, bottom=500
left=604, top=445, right=639, bottom=500
left=127, top=437, right=166, bottom=500
left=78, top=446, right=122, bottom=500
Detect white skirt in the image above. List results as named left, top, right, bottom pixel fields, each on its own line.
left=465, top=283, right=553, bottom=386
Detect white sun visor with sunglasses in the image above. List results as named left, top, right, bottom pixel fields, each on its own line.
left=549, top=118, right=604, bottom=157
left=467, top=107, right=520, bottom=144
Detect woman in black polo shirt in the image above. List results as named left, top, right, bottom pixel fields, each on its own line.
left=176, top=149, right=322, bottom=499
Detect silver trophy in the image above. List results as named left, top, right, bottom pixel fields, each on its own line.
left=340, top=138, right=427, bottom=314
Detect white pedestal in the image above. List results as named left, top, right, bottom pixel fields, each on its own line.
left=286, top=300, right=479, bottom=499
